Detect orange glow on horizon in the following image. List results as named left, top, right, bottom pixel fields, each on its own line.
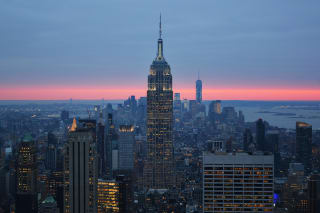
left=0, top=86, right=319, bottom=101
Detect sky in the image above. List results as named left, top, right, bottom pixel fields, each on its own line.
left=0, top=0, right=320, bottom=100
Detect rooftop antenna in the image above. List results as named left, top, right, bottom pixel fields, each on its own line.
left=159, top=13, right=162, bottom=39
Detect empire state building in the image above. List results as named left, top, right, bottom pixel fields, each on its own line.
left=143, top=17, right=175, bottom=189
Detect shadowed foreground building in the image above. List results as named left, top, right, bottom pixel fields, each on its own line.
left=143, top=17, right=175, bottom=189
left=64, top=119, right=97, bottom=213
left=203, top=152, right=274, bottom=212
left=296, top=121, right=312, bottom=173
left=15, top=135, right=38, bottom=213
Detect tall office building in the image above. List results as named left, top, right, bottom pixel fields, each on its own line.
left=256, top=118, right=266, bottom=152
left=196, top=74, right=202, bottom=104
left=308, top=174, right=320, bottom=213
left=97, top=115, right=106, bottom=177
left=106, top=113, right=118, bottom=179
left=64, top=120, right=97, bottom=213
left=296, top=121, right=312, bottom=173
left=144, top=16, right=175, bottom=189
left=118, top=125, right=134, bottom=171
left=97, top=179, right=120, bottom=213
left=203, top=152, right=274, bottom=212
left=15, top=135, right=38, bottom=213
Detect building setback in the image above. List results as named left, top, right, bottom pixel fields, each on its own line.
left=143, top=16, right=175, bottom=189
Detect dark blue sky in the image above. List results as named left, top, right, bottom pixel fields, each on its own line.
left=0, top=0, right=320, bottom=100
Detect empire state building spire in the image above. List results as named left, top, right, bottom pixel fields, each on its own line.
left=156, top=14, right=164, bottom=61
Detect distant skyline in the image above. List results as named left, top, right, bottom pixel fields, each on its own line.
left=1, top=0, right=320, bottom=100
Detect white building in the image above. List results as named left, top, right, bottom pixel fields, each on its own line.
left=203, top=152, right=274, bottom=212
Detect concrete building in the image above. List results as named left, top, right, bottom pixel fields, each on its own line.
left=118, top=125, right=134, bottom=171
left=203, top=152, right=274, bottom=212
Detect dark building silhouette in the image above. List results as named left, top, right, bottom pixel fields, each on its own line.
left=116, top=175, right=133, bottom=212
left=97, top=116, right=106, bottom=177
left=144, top=16, right=175, bottom=189
left=15, top=135, right=38, bottom=213
left=243, top=128, right=253, bottom=152
left=266, top=130, right=281, bottom=176
left=296, top=121, right=312, bottom=173
left=308, top=174, right=320, bottom=213
left=105, top=113, right=117, bottom=179
left=64, top=119, right=97, bottom=213
left=196, top=74, right=202, bottom=104
left=256, top=118, right=266, bottom=152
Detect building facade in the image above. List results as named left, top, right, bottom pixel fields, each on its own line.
left=64, top=120, right=97, bottom=213
left=143, top=17, right=175, bottom=189
left=97, top=179, right=119, bottom=213
left=16, top=135, right=38, bottom=213
left=296, top=121, right=312, bottom=173
left=118, top=125, right=134, bottom=171
left=203, top=152, right=274, bottom=212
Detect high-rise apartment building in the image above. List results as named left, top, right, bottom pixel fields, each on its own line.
left=296, top=121, right=312, bottom=173
left=64, top=119, right=97, bottom=213
left=203, top=152, right=274, bottom=212
left=144, top=16, right=175, bottom=189
left=16, top=135, right=38, bottom=213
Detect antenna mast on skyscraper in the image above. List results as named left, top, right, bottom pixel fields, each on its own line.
left=159, top=13, right=162, bottom=39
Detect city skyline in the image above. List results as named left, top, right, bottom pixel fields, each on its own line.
left=1, top=1, right=320, bottom=101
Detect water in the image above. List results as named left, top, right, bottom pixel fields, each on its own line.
left=1, top=100, right=319, bottom=130
left=216, top=101, right=320, bottom=130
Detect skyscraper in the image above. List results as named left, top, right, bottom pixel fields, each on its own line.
left=64, top=119, right=97, bottom=213
left=118, top=125, right=134, bottom=171
left=296, top=121, right=312, bottom=173
left=143, top=16, right=175, bottom=189
left=256, top=118, right=266, bottom=152
left=15, top=135, right=38, bottom=213
left=308, top=174, right=320, bottom=213
left=196, top=73, right=202, bottom=104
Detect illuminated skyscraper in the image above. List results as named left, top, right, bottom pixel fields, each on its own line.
left=64, top=119, right=97, bottom=213
left=196, top=73, right=202, bottom=104
left=144, top=16, right=175, bottom=189
left=15, top=135, right=38, bottom=213
left=97, top=179, right=119, bottom=213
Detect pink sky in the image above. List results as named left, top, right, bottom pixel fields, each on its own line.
left=0, top=85, right=319, bottom=101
